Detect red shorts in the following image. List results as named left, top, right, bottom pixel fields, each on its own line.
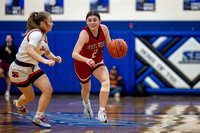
left=0, top=61, right=11, bottom=72
left=74, top=60, right=105, bottom=83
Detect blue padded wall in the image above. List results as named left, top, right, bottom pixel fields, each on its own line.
left=1, top=21, right=200, bottom=94
left=0, top=30, right=135, bottom=94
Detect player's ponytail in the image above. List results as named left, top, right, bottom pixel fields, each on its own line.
left=23, top=11, right=50, bottom=35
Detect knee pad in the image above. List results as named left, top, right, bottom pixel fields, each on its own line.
left=100, top=80, right=110, bottom=92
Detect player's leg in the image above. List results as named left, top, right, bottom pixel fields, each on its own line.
left=32, top=74, right=52, bottom=128
left=9, top=62, right=32, bottom=115
left=5, top=72, right=11, bottom=97
left=12, top=84, right=34, bottom=115
left=93, top=65, right=110, bottom=109
left=81, top=80, right=91, bottom=104
left=5, top=63, right=12, bottom=97
left=17, top=85, right=35, bottom=105
left=81, top=80, right=93, bottom=119
left=75, top=60, right=93, bottom=119
left=93, top=65, right=110, bottom=123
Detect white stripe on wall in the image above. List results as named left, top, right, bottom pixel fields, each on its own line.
left=136, top=38, right=190, bottom=88
left=152, top=36, right=167, bottom=48
left=144, top=76, right=159, bottom=88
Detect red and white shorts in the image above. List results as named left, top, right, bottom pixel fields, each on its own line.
left=8, top=62, right=44, bottom=87
left=74, top=60, right=105, bottom=83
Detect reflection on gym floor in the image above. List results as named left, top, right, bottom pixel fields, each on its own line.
left=1, top=94, right=200, bottom=133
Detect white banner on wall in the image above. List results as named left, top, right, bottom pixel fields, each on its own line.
left=45, top=0, right=64, bottom=14
left=5, top=0, right=24, bottom=15
left=90, top=0, right=109, bottom=13
left=136, top=0, right=155, bottom=11
left=184, top=0, right=200, bottom=10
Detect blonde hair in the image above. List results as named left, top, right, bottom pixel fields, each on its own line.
left=23, top=11, right=51, bottom=35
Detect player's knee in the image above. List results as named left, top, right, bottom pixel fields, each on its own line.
left=26, top=94, right=35, bottom=102
left=82, top=88, right=90, bottom=93
left=43, top=87, right=53, bottom=95
left=101, top=80, right=110, bottom=92
left=46, top=88, right=53, bottom=95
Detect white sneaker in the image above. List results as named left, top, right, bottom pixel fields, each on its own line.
left=11, top=99, right=29, bottom=115
left=83, top=100, right=93, bottom=119
left=32, top=115, right=51, bottom=128
left=5, top=90, right=10, bottom=97
left=96, top=110, right=108, bottom=123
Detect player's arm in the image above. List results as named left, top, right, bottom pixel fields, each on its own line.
left=101, top=24, right=111, bottom=48
left=45, top=50, right=62, bottom=63
left=27, top=32, right=55, bottom=66
left=27, top=45, right=55, bottom=66
left=72, top=30, right=95, bottom=67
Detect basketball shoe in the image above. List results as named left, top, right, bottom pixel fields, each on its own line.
left=96, top=110, right=108, bottom=123
left=11, top=99, right=29, bottom=115
left=32, top=115, right=51, bottom=128
left=83, top=100, right=93, bottom=119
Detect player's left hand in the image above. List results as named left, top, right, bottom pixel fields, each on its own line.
left=55, top=56, right=62, bottom=63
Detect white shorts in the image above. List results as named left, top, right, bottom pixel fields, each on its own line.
left=9, top=62, right=44, bottom=87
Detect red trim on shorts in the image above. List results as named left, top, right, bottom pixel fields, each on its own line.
left=11, top=69, right=42, bottom=85
left=75, top=71, right=91, bottom=84
left=12, top=78, right=30, bottom=85
left=92, top=63, right=105, bottom=72
left=29, top=69, right=42, bottom=78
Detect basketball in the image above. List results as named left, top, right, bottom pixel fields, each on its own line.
left=108, top=39, right=128, bottom=58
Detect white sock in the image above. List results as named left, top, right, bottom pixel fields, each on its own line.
left=99, top=107, right=105, bottom=112
left=15, top=100, right=21, bottom=108
left=35, top=111, right=44, bottom=118
left=83, top=100, right=91, bottom=108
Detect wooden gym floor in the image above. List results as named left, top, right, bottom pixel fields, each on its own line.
left=1, top=94, right=200, bottom=133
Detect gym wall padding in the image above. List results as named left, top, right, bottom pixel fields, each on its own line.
left=0, top=30, right=134, bottom=94
left=134, top=31, right=200, bottom=94
left=1, top=21, right=200, bottom=94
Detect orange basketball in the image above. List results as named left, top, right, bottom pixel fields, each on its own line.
left=108, top=39, right=128, bottom=58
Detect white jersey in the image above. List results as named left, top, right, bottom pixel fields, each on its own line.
left=16, top=29, right=49, bottom=65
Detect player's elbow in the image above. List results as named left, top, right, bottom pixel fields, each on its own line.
left=72, top=52, right=76, bottom=59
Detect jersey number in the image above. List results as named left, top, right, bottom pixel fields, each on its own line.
left=92, top=49, right=98, bottom=58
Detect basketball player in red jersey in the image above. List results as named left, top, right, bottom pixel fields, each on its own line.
left=72, top=11, right=111, bottom=123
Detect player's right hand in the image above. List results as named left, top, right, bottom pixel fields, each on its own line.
left=86, top=59, right=95, bottom=67
left=44, top=60, right=55, bottom=66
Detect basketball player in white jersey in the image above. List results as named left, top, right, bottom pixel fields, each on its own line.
left=9, top=11, right=62, bottom=128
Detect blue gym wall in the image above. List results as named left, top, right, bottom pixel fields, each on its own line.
left=0, top=21, right=200, bottom=94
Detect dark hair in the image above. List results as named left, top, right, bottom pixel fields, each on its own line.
left=111, top=66, right=117, bottom=70
left=23, top=11, right=51, bottom=35
left=86, top=10, right=101, bottom=20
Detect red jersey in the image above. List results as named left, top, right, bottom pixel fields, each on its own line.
left=74, top=25, right=106, bottom=83
left=79, top=25, right=105, bottom=63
